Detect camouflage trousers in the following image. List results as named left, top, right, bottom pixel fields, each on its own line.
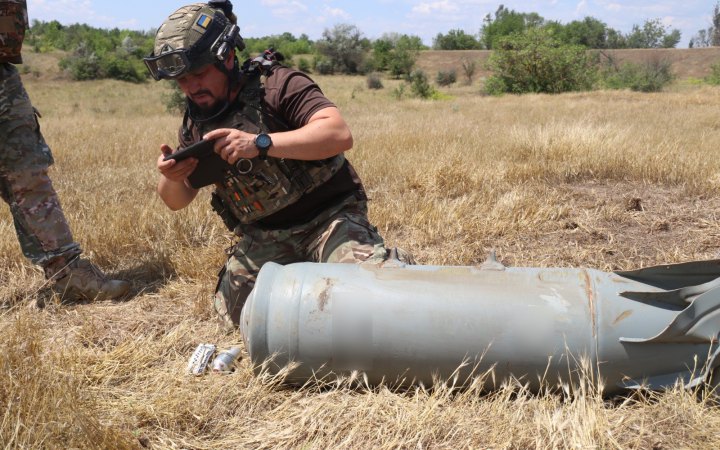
left=0, top=63, right=81, bottom=275
left=214, top=194, right=388, bottom=328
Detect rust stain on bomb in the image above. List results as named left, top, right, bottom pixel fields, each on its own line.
left=613, top=310, right=634, bottom=326
left=318, top=278, right=333, bottom=311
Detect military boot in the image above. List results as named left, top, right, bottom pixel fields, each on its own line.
left=52, top=258, right=131, bottom=301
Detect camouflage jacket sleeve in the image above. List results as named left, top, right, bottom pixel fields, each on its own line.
left=0, top=0, right=28, bottom=64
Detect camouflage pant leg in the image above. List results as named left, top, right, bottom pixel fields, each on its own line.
left=0, top=168, right=81, bottom=272
left=311, top=200, right=387, bottom=264
left=0, top=63, right=54, bottom=172
left=213, top=226, right=302, bottom=329
left=0, top=64, right=78, bottom=274
left=214, top=195, right=388, bottom=328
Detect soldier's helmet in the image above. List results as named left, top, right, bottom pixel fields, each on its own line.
left=144, top=2, right=244, bottom=81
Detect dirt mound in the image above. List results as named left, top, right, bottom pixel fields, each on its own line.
left=416, top=47, right=720, bottom=80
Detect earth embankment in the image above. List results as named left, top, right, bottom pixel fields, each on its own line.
left=416, top=47, right=720, bottom=79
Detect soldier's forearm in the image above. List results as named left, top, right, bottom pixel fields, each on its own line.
left=157, top=177, right=198, bottom=210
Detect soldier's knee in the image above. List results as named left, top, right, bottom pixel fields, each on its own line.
left=213, top=264, right=256, bottom=329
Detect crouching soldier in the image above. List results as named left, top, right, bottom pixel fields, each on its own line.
left=147, top=1, right=412, bottom=328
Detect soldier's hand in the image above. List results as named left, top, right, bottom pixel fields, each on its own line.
left=204, top=128, right=258, bottom=165
left=157, top=144, right=199, bottom=182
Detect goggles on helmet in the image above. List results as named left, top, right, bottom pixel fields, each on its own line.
left=144, top=10, right=235, bottom=81
left=144, top=47, right=218, bottom=81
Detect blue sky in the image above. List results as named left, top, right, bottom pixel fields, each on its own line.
left=26, top=1, right=714, bottom=47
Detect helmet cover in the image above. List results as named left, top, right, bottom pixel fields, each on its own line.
left=146, top=3, right=229, bottom=79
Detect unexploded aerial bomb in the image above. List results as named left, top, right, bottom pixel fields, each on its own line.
left=241, top=257, right=720, bottom=395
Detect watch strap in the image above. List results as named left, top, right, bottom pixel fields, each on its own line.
left=257, top=144, right=269, bottom=160
left=254, top=133, right=271, bottom=160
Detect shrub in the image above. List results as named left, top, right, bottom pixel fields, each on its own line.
left=408, top=70, right=436, bottom=99
left=436, top=70, right=457, bottom=86
left=314, top=24, right=368, bottom=74
left=387, top=47, right=418, bottom=79
left=601, top=59, right=674, bottom=92
left=483, top=76, right=508, bottom=96
left=59, top=52, right=102, bottom=81
left=313, top=57, right=334, bottom=75
left=59, top=41, right=147, bottom=82
left=163, top=83, right=186, bottom=114
left=297, top=57, right=311, bottom=73
left=366, top=72, right=383, bottom=89
left=485, top=28, right=598, bottom=95
left=706, top=61, right=720, bottom=85
left=461, top=58, right=477, bottom=84
left=103, top=54, right=146, bottom=83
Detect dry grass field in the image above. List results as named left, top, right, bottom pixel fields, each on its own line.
left=3, top=52, right=720, bottom=448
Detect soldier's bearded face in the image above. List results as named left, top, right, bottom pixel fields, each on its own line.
left=176, top=64, right=229, bottom=111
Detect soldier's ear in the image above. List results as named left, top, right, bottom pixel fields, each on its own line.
left=224, top=50, right=236, bottom=69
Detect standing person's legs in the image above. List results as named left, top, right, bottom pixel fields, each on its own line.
left=0, top=169, right=81, bottom=273
left=0, top=63, right=129, bottom=300
left=1, top=62, right=80, bottom=275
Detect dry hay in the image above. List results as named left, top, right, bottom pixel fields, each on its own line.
left=2, top=74, right=720, bottom=448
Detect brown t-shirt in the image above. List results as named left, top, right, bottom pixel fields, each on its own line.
left=179, top=66, right=366, bottom=228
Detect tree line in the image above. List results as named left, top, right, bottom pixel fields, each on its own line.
left=689, top=3, right=720, bottom=47
left=433, top=5, right=683, bottom=50
left=22, top=2, right=720, bottom=85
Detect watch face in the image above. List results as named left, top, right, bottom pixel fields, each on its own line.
left=255, top=133, right=272, bottom=150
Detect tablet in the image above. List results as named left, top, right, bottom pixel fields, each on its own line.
left=164, top=139, right=233, bottom=189
left=163, top=139, right=216, bottom=162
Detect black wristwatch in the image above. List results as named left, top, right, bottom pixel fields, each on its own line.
left=254, top=133, right=272, bottom=160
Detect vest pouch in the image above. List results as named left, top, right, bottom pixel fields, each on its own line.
left=216, top=154, right=346, bottom=225
left=276, top=158, right=314, bottom=192
left=211, top=191, right=240, bottom=232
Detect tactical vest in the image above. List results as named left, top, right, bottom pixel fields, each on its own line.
left=0, top=0, right=27, bottom=64
left=185, top=69, right=345, bottom=226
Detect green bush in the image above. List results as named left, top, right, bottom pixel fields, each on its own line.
left=297, top=57, right=311, bottom=73
left=601, top=59, right=674, bottom=92
left=483, top=76, right=509, bottom=96
left=163, top=83, right=186, bottom=114
left=374, top=35, right=420, bottom=79
left=366, top=72, right=383, bottom=90
left=59, top=52, right=102, bottom=81
left=485, top=28, right=598, bottom=95
left=706, top=61, right=720, bottom=85
left=408, top=70, right=436, bottom=99
left=103, top=54, right=146, bottom=83
left=436, top=70, right=457, bottom=86
left=314, top=24, right=368, bottom=74
left=313, top=57, right=334, bottom=75
left=30, top=21, right=154, bottom=82
left=387, top=48, right=417, bottom=79
left=59, top=40, right=147, bottom=82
